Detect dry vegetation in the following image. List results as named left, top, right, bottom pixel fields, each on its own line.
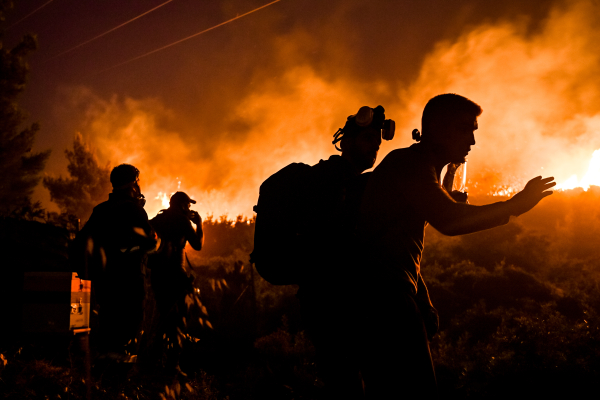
left=2, top=188, right=600, bottom=399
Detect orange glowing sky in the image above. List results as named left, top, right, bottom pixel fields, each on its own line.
left=4, top=0, right=600, bottom=219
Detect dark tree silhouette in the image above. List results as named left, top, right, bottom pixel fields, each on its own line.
left=0, top=1, right=50, bottom=218
left=43, top=133, right=111, bottom=224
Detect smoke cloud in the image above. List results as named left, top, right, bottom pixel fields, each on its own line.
left=392, top=0, right=600, bottom=194
left=62, top=66, right=373, bottom=218
left=48, top=0, right=600, bottom=217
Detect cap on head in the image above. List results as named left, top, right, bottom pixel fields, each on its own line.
left=110, top=164, right=140, bottom=189
left=170, top=191, right=196, bottom=207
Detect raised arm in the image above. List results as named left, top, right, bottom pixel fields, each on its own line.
left=405, top=168, right=555, bottom=236
left=186, top=211, right=204, bottom=251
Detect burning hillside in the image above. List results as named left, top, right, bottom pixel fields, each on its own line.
left=33, top=0, right=599, bottom=221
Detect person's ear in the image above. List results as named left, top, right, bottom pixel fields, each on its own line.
left=426, top=120, right=449, bottom=145
left=426, top=120, right=440, bottom=137
left=340, top=135, right=355, bottom=153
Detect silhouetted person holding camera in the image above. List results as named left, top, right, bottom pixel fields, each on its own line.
left=357, top=93, right=555, bottom=398
left=298, top=105, right=396, bottom=398
left=148, top=191, right=203, bottom=370
left=76, top=164, right=156, bottom=361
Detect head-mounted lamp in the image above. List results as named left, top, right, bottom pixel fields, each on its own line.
left=332, top=105, right=395, bottom=151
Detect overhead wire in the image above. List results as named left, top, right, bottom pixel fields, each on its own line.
left=44, top=0, right=174, bottom=62
left=93, top=0, right=281, bottom=75
left=6, top=0, right=55, bottom=31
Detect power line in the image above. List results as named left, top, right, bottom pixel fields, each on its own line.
left=94, top=0, right=281, bottom=75
left=44, top=0, right=174, bottom=62
left=6, top=0, right=55, bottom=30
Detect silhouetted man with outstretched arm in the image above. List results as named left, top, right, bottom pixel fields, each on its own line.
left=357, top=94, right=555, bottom=399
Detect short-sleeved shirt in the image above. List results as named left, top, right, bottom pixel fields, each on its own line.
left=359, top=144, right=511, bottom=294
left=150, top=208, right=201, bottom=268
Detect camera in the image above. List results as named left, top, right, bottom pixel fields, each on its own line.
left=188, top=210, right=199, bottom=221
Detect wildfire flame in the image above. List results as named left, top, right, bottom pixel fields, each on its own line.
left=556, top=149, right=600, bottom=191
left=48, top=0, right=600, bottom=218
left=155, top=192, right=171, bottom=209
left=487, top=149, right=600, bottom=197
left=153, top=179, right=184, bottom=213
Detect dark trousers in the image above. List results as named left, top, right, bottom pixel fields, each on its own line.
left=300, top=289, right=365, bottom=399
left=358, top=289, right=437, bottom=399
left=96, top=275, right=145, bottom=355
left=150, top=266, right=191, bottom=369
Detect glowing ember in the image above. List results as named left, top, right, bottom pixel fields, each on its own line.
left=556, top=149, right=600, bottom=191
left=155, top=192, right=171, bottom=208
left=491, top=186, right=515, bottom=197
left=152, top=180, right=183, bottom=212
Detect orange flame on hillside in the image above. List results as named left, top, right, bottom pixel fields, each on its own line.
left=154, top=179, right=183, bottom=211
left=556, top=149, right=600, bottom=191
left=50, top=0, right=600, bottom=218
left=487, top=148, right=600, bottom=197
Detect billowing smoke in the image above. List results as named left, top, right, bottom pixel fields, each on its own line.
left=391, top=0, right=600, bottom=195
left=62, top=67, right=372, bottom=218
left=49, top=0, right=600, bottom=217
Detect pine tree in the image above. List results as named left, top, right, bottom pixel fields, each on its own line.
left=0, top=1, right=50, bottom=218
left=43, top=133, right=112, bottom=224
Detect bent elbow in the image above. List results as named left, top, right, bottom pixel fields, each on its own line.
left=190, top=235, right=203, bottom=250
left=430, top=222, right=464, bottom=237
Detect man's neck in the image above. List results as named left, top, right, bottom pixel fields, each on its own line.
left=413, top=142, right=450, bottom=179
left=340, top=153, right=366, bottom=175
left=110, top=188, right=135, bottom=201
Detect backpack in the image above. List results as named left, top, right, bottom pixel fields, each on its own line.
left=250, top=162, right=313, bottom=285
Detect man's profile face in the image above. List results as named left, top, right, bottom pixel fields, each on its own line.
left=172, top=201, right=191, bottom=213
left=133, top=178, right=142, bottom=195
left=350, top=126, right=382, bottom=172
left=442, top=113, right=477, bottom=164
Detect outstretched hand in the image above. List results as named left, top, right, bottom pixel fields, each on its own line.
left=508, top=176, right=555, bottom=217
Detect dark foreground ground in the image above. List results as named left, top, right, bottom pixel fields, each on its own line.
left=3, top=188, right=600, bottom=399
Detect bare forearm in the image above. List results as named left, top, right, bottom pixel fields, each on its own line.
left=430, top=201, right=512, bottom=236
left=429, top=177, right=555, bottom=237
left=188, top=227, right=203, bottom=250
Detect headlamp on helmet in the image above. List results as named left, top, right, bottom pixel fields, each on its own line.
left=332, top=105, right=395, bottom=151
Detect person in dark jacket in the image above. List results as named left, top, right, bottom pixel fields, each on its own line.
left=297, top=105, right=401, bottom=399
left=149, top=191, right=203, bottom=369
left=76, top=164, right=156, bottom=359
